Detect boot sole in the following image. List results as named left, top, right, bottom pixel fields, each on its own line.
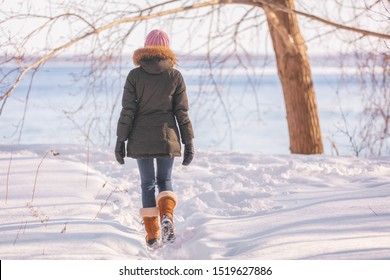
left=161, top=218, right=175, bottom=243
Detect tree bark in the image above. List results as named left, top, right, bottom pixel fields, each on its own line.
left=263, top=0, right=323, bottom=154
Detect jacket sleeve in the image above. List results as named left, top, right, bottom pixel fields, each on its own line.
left=116, top=71, right=138, bottom=142
left=173, top=71, right=194, bottom=144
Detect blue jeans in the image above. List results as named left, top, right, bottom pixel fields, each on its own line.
left=136, top=158, right=174, bottom=208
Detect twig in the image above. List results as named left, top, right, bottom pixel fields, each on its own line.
left=61, top=222, right=68, bottom=234
left=6, top=151, right=13, bottom=204
left=13, top=220, right=27, bottom=246
left=94, top=186, right=118, bottom=220
left=13, top=224, right=23, bottom=246
left=22, top=220, right=28, bottom=233
left=18, top=67, right=39, bottom=143
left=85, top=142, right=90, bottom=189
left=335, top=90, right=363, bottom=156
left=326, top=136, right=339, bottom=156
left=368, top=206, right=379, bottom=216
left=31, top=151, right=49, bottom=203
left=31, top=150, right=60, bottom=202
left=95, top=180, right=108, bottom=199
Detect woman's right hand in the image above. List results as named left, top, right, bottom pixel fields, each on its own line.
left=115, top=139, right=126, bottom=164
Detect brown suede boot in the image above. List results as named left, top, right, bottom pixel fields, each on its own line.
left=157, top=191, right=177, bottom=243
left=139, top=207, right=160, bottom=249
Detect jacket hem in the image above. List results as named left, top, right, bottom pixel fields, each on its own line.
left=126, top=153, right=181, bottom=159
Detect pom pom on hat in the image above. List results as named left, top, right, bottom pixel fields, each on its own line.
left=144, top=29, right=170, bottom=48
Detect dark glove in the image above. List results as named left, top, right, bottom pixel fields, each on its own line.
left=182, top=143, right=194, bottom=166
left=115, top=139, right=126, bottom=164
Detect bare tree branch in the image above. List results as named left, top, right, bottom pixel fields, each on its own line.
left=2, top=0, right=389, bottom=110
left=221, top=0, right=390, bottom=40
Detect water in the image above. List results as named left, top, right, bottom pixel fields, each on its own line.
left=0, top=59, right=367, bottom=155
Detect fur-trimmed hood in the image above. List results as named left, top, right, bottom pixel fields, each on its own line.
left=133, top=46, right=177, bottom=74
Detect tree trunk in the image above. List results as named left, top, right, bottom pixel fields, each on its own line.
left=263, top=0, right=323, bottom=154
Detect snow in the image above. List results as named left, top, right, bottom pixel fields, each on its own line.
left=1, top=144, right=389, bottom=260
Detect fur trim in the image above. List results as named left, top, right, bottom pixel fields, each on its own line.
left=139, top=207, right=160, bottom=218
left=133, top=46, right=177, bottom=66
left=157, top=191, right=177, bottom=204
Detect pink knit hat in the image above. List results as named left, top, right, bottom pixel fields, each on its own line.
left=144, top=29, right=170, bottom=48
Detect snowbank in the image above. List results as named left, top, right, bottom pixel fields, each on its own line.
left=1, top=144, right=389, bottom=259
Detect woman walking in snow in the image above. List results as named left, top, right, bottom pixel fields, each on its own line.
left=115, top=30, right=195, bottom=249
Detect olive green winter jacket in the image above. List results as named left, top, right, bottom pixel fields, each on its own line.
left=116, top=46, right=194, bottom=159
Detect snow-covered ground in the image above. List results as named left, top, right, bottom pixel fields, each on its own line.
left=1, top=144, right=389, bottom=260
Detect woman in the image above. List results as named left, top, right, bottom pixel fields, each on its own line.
left=115, top=30, right=195, bottom=249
